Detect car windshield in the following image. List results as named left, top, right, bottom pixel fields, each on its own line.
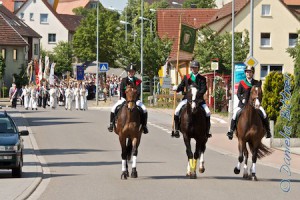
left=0, top=117, right=17, bottom=134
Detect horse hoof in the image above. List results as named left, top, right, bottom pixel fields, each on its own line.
left=252, top=174, right=258, bottom=181
left=190, top=173, right=197, bottom=179
left=199, top=167, right=205, bottom=173
left=131, top=168, right=138, bottom=178
left=243, top=174, right=249, bottom=179
left=121, top=171, right=128, bottom=180
left=234, top=167, right=240, bottom=174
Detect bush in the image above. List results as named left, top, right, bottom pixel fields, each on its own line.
left=262, top=72, right=294, bottom=123
left=1, top=86, right=9, bottom=98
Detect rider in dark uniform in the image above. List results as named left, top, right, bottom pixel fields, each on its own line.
left=172, top=60, right=211, bottom=138
left=227, top=66, right=271, bottom=140
left=108, top=64, right=149, bottom=134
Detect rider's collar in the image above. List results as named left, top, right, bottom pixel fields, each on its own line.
left=246, top=78, right=253, bottom=83
left=128, top=76, right=135, bottom=81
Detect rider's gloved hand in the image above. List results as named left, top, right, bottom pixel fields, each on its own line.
left=242, top=99, right=245, bottom=104
left=172, top=85, right=178, bottom=91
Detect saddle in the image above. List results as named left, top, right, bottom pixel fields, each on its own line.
left=178, top=104, right=205, bottom=130
left=114, top=101, right=144, bottom=124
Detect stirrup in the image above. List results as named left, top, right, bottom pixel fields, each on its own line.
left=227, top=131, right=233, bottom=140
left=207, top=133, right=212, bottom=138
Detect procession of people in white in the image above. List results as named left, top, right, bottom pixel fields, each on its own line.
left=15, top=83, right=89, bottom=111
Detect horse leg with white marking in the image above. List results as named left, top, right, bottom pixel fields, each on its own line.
left=250, top=149, right=258, bottom=181
left=120, top=137, right=129, bottom=179
left=184, top=137, right=196, bottom=178
left=131, top=138, right=139, bottom=178
left=234, top=140, right=245, bottom=174
left=243, top=147, right=249, bottom=179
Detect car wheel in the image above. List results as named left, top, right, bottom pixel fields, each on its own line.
left=12, top=154, right=23, bottom=178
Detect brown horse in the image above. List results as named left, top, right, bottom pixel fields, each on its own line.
left=114, top=83, right=143, bottom=179
left=179, top=84, right=208, bottom=179
left=234, top=82, right=272, bottom=181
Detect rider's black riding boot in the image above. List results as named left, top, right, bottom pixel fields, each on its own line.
left=263, top=117, right=271, bottom=138
left=172, top=115, right=180, bottom=138
left=206, top=116, right=212, bottom=138
left=227, top=119, right=236, bottom=140
left=107, top=112, right=115, bottom=132
left=143, top=112, right=149, bottom=134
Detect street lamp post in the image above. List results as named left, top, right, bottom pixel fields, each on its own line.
left=96, top=0, right=99, bottom=105
left=141, top=0, right=144, bottom=103
left=108, top=7, right=128, bottom=42
left=139, top=16, right=152, bottom=35
left=120, top=20, right=130, bottom=42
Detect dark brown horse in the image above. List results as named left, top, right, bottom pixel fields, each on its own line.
left=179, top=84, right=208, bottom=179
left=114, top=83, right=143, bottom=179
left=234, top=82, right=272, bottom=181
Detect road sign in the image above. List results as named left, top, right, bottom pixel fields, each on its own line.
left=211, top=61, right=219, bottom=70
left=245, top=56, right=258, bottom=67
left=99, top=62, right=109, bottom=72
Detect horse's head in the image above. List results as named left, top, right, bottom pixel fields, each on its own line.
left=186, top=84, right=202, bottom=113
left=125, top=83, right=137, bottom=111
left=249, top=81, right=262, bottom=109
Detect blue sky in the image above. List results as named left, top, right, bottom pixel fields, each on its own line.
left=99, top=0, right=128, bottom=11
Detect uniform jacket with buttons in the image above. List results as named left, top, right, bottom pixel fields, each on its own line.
left=176, top=73, right=207, bottom=103
left=120, top=76, right=142, bottom=100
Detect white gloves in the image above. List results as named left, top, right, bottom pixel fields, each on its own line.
left=242, top=99, right=245, bottom=104
left=172, top=85, right=178, bottom=91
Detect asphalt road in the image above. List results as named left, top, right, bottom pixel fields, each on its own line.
left=17, top=107, right=300, bottom=200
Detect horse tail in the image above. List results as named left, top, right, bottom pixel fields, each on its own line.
left=249, top=142, right=273, bottom=159
left=126, top=138, right=133, bottom=161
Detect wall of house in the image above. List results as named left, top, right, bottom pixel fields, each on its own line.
left=220, top=0, right=299, bottom=80
left=16, top=0, right=69, bottom=52
left=0, top=46, right=27, bottom=87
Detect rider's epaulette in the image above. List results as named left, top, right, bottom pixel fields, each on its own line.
left=135, top=79, right=141, bottom=86
left=186, top=74, right=191, bottom=80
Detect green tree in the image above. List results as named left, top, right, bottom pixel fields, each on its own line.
left=0, top=55, right=6, bottom=97
left=194, top=27, right=249, bottom=74
left=52, top=41, right=73, bottom=76
left=73, top=5, right=119, bottom=66
left=285, top=33, right=300, bottom=137
left=0, top=55, right=6, bottom=81
left=182, top=0, right=216, bottom=8
left=13, top=64, right=28, bottom=88
left=262, top=72, right=294, bottom=122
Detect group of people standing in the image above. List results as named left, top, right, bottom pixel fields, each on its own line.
left=9, top=82, right=89, bottom=111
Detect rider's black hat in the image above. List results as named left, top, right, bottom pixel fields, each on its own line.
left=190, top=60, right=200, bottom=68
left=126, top=64, right=136, bottom=71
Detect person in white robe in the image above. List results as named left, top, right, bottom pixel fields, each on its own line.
left=80, top=84, right=88, bottom=111
left=74, top=83, right=81, bottom=110
left=29, top=85, right=38, bottom=110
left=49, top=85, right=57, bottom=109
left=22, top=85, right=31, bottom=110
left=65, top=85, right=73, bottom=110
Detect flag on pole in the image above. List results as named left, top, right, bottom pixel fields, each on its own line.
left=179, top=24, right=197, bottom=53
left=38, top=57, right=43, bottom=82
left=49, top=63, right=56, bottom=85
left=44, top=56, right=50, bottom=80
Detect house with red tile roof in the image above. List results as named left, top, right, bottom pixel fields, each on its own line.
left=0, top=2, right=41, bottom=87
left=156, top=8, right=217, bottom=81
left=55, top=0, right=93, bottom=15
left=15, top=0, right=82, bottom=52
left=207, top=0, right=299, bottom=81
